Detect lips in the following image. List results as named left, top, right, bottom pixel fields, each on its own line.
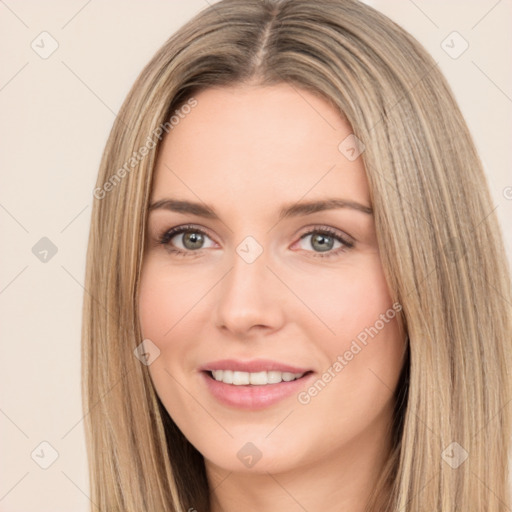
left=199, top=359, right=315, bottom=410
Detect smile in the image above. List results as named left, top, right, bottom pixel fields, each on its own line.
left=201, top=368, right=314, bottom=410
left=210, top=369, right=306, bottom=385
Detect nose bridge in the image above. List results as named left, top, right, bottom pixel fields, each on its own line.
left=213, top=234, right=284, bottom=334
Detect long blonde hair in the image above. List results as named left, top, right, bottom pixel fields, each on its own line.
left=81, top=0, right=512, bottom=510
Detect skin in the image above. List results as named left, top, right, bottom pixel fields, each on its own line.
left=138, top=83, right=407, bottom=512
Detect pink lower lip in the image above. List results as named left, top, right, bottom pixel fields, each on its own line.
left=201, top=371, right=314, bottom=410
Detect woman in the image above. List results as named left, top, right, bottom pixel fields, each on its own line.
left=82, top=0, right=512, bottom=510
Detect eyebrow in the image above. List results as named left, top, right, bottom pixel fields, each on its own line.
left=148, top=197, right=373, bottom=221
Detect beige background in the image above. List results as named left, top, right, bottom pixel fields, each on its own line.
left=0, top=1, right=511, bottom=510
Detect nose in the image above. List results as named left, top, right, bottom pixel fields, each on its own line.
left=213, top=242, right=286, bottom=339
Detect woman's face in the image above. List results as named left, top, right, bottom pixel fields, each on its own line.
left=138, top=83, right=406, bottom=477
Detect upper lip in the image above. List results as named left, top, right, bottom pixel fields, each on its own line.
left=200, top=359, right=312, bottom=374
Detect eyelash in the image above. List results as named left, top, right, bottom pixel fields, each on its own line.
left=156, top=224, right=354, bottom=259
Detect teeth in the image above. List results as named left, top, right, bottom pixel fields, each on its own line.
left=210, top=370, right=305, bottom=385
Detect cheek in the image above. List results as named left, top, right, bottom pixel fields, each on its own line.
left=138, top=259, right=206, bottom=379
left=138, top=264, right=181, bottom=388
left=138, top=260, right=198, bottom=343
left=308, top=257, right=405, bottom=409
left=138, top=264, right=194, bottom=419
left=306, top=255, right=395, bottom=340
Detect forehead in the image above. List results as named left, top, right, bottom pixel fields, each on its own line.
left=151, top=84, right=370, bottom=214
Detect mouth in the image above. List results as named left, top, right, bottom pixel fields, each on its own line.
left=204, top=369, right=313, bottom=386
left=200, top=368, right=315, bottom=410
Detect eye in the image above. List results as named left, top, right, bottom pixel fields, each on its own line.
left=295, top=226, right=354, bottom=259
left=156, top=224, right=354, bottom=259
left=157, top=224, right=216, bottom=258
